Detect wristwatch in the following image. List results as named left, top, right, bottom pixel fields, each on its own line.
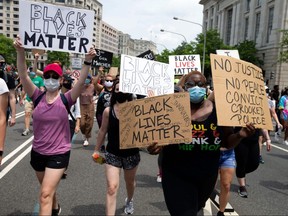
left=83, top=61, right=92, bottom=65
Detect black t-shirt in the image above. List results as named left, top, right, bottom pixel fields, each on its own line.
left=162, top=106, right=222, bottom=178
left=106, top=107, right=139, bottom=157
left=5, top=74, right=16, bottom=90
left=96, top=89, right=112, bottom=115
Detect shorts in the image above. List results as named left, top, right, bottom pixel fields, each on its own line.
left=219, top=149, right=236, bottom=168
left=30, top=149, right=70, bottom=172
left=105, top=152, right=140, bottom=170
left=24, top=100, right=34, bottom=113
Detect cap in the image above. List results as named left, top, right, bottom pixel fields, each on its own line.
left=63, top=74, right=74, bottom=82
left=43, top=63, right=63, bottom=76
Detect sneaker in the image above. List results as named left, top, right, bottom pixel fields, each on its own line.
left=284, top=140, right=288, bottom=146
left=259, top=155, right=264, bottom=164
left=217, top=211, right=225, bottom=216
left=156, top=174, right=162, bottom=183
left=124, top=198, right=134, bottom=214
left=52, top=204, right=61, bottom=216
left=238, top=186, right=248, bottom=198
left=83, top=139, right=89, bottom=146
left=22, top=129, right=30, bottom=136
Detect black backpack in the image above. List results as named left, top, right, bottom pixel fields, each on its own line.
left=34, top=92, right=76, bottom=121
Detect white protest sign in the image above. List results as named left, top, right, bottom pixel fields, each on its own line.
left=169, top=54, right=201, bottom=75
left=216, top=50, right=240, bottom=59
left=71, top=58, right=82, bottom=69
left=19, top=1, right=95, bottom=54
left=119, top=54, right=174, bottom=96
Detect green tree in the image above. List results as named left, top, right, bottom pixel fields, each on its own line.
left=0, top=35, right=16, bottom=65
left=46, top=51, right=70, bottom=68
left=279, top=30, right=288, bottom=62
left=155, top=49, right=172, bottom=63
left=112, top=55, right=121, bottom=68
left=233, top=40, right=263, bottom=66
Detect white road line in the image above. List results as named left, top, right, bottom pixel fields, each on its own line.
left=0, top=145, right=32, bottom=179
left=1, top=136, right=34, bottom=165
left=15, top=111, right=25, bottom=117
left=211, top=199, right=239, bottom=216
left=271, top=143, right=288, bottom=153
left=203, top=199, right=212, bottom=216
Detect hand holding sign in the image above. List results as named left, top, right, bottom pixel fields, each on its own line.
left=84, top=47, right=97, bottom=62
left=13, top=36, right=25, bottom=52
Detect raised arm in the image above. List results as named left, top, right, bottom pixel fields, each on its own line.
left=70, top=47, right=96, bottom=101
left=13, top=37, right=36, bottom=98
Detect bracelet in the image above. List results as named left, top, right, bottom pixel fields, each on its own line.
left=0, top=151, right=3, bottom=156
left=83, top=61, right=92, bottom=65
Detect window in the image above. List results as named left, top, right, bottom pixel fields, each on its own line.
left=226, top=8, right=233, bottom=44
left=211, top=7, right=214, bottom=16
left=14, top=8, right=18, bottom=11
left=55, top=0, right=65, bottom=2
left=13, top=21, right=18, bottom=24
left=255, top=13, right=261, bottom=41
left=266, top=7, right=274, bottom=43
left=7, top=14, right=10, bottom=17
left=6, top=7, right=10, bottom=10
left=13, top=14, right=18, bottom=18
left=246, top=0, right=251, bottom=12
left=7, top=20, right=10, bottom=24
left=7, top=27, right=10, bottom=30
left=244, top=17, right=249, bottom=40
left=256, top=0, right=262, bottom=7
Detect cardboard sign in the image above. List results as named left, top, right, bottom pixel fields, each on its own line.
left=137, top=50, right=155, bottom=60
left=119, top=92, right=192, bottom=149
left=108, top=67, right=118, bottom=77
left=119, top=54, right=174, bottom=96
left=216, top=50, right=240, bottom=59
left=169, top=54, right=201, bottom=75
left=92, top=49, right=113, bottom=68
left=19, top=1, right=95, bottom=54
left=210, top=54, right=273, bottom=130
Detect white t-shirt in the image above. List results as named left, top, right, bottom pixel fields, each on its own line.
left=0, top=78, right=9, bottom=95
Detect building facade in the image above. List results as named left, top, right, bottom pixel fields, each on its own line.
left=199, top=0, right=288, bottom=90
left=99, top=21, right=119, bottom=55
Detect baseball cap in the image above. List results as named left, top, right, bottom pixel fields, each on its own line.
left=63, top=74, right=74, bottom=82
left=43, top=63, right=63, bottom=76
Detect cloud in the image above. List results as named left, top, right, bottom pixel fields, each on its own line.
left=102, top=0, right=203, bottom=52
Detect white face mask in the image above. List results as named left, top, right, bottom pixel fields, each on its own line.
left=104, top=80, right=113, bottom=88
left=44, top=78, right=60, bottom=92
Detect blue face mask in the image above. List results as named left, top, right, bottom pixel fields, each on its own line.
left=29, top=72, right=36, bottom=78
left=188, top=86, right=206, bottom=104
left=85, top=79, right=91, bottom=84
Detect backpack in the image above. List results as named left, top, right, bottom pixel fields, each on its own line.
left=34, top=92, right=76, bottom=121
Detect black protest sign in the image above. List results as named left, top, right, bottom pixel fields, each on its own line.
left=119, top=92, right=192, bottom=149
left=19, top=1, right=95, bottom=54
left=91, top=49, right=113, bottom=68
left=137, top=50, right=155, bottom=60
left=210, top=54, right=273, bottom=130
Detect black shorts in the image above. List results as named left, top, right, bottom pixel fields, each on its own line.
left=105, top=152, right=140, bottom=170
left=30, top=149, right=70, bottom=172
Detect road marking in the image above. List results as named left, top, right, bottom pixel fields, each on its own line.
left=271, top=143, right=288, bottom=153
left=0, top=145, right=32, bottom=179
left=15, top=111, right=25, bottom=117
left=2, top=136, right=34, bottom=165
left=203, top=199, right=212, bottom=216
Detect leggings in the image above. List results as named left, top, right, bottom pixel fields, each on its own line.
left=234, top=139, right=259, bottom=178
left=162, top=167, right=218, bottom=216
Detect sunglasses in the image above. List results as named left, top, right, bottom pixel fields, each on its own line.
left=105, top=80, right=113, bottom=82
left=43, top=73, right=60, bottom=80
left=185, top=81, right=205, bottom=89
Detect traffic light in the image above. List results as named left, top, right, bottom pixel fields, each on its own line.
left=270, top=71, right=275, bottom=79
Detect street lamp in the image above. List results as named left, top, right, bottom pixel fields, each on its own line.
left=160, top=29, right=187, bottom=43
left=173, top=17, right=206, bottom=73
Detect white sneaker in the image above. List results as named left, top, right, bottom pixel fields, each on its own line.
left=124, top=198, right=134, bottom=214
left=156, top=174, right=162, bottom=183
left=22, top=129, right=30, bottom=136
left=83, top=139, right=89, bottom=146
left=274, top=133, right=280, bottom=142
left=284, top=140, right=288, bottom=146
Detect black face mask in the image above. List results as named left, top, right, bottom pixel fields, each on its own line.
left=114, top=92, right=131, bottom=103
left=63, top=82, right=72, bottom=90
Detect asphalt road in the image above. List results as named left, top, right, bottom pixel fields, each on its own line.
left=1, top=105, right=288, bottom=215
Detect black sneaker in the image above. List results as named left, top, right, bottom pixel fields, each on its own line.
left=238, top=186, right=248, bottom=198
left=217, top=211, right=225, bottom=216
left=259, top=155, right=264, bottom=164
left=52, top=204, right=61, bottom=216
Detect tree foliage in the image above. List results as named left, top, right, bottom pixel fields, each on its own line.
left=279, top=30, right=288, bottom=63
left=112, top=55, right=121, bottom=68
left=0, top=35, right=16, bottom=65
left=233, top=40, right=263, bottom=66
left=46, top=51, right=70, bottom=68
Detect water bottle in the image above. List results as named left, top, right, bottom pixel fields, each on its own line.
left=92, top=152, right=105, bottom=164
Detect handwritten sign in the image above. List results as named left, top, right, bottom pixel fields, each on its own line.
left=119, top=54, right=174, bottom=96
left=19, top=1, right=94, bottom=53
left=71, top=58, right=82, bottom=69
left=216, top=50, right=240, bottom=59
left=169, top=54, right=201, bottom=75
left=119, top=92, right=192, bottom=149
left=210, top=54, right=273, bottom=130
left=92, top=49, right=113, bottom=68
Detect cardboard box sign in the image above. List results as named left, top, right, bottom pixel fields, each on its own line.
left=119, top=92, right=192, bottom=149
left=210, top=53, right=273, bottom=130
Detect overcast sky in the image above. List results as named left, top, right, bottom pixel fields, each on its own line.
left=101, top=0, right=204, bottom=53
